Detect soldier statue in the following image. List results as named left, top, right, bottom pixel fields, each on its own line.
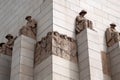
left=19, top=16, right=37, bottom=39
left=5, top=34, right=17, bottom=56
left=75, top=10, right=94, bottom=34
left=105, top=23, right=120, bottom=47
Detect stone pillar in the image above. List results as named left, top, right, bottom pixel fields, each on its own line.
left=101, top=51, right=111, bottom=80
left=107, top=42, right=120, bottom=80
left=76, top=29, right=104, bottom=80
left=0, top=54, right=11, bottom=80
left=10, top=35, right=36, bottom=80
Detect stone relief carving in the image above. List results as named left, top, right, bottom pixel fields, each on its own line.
left=34, top=31, right=78, bottom=65
left=75, top=10, right=94, bottom=34
left=34, top=41, right=41, bottom=65
left=52, top=32, right=61, bottom=56
left=19, top=16, right=37, bottom=39
left=105, top=23, right=120, bottom=47
left=46, top=32, right=52, bottom=55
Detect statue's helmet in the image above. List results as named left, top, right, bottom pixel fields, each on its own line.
left=25, top=16, right=32, bottom=20
left=79, top=10, right=87, bottom=15
left=5, top=34, right=13, bottom=39
left=110, top=23, right=116, bottom=27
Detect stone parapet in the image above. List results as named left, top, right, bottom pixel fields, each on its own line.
left=34, top=31, right=78, bottom=66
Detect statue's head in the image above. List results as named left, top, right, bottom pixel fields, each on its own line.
left=68, top=37, right=74, bottom=42
left=54, top=31, right=59, bottom=36
left=62, top=35, right=68, bottom=39
left=47, top=32, right=52, bottom=36
left=79, top=10, right=87, bottom=16
left=25, top=16, right=32, bottom=21
left=5, top=34, right=13, bottom=40
left=110, top=23, right=116, bottom=29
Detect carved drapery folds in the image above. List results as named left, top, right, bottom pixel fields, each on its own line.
left=105, top=23, right=120, bottom=47
left=34, top=32, right=78, bottom=65
left=75, top=10, right=94, bottom=34
left=0, top=34, right=17, bottom=56
left=19, top=16, right=37, bottom=39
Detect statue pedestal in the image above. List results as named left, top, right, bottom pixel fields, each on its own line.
left=0, top=54, right=11, bottom=80
left=77, top=29, right=104, bottom=80
left=10, top=35, right=36, bottom=80
left=107, top=42, right=120, bottom=80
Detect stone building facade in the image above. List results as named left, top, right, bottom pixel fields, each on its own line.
left=0, top=0, right=120, bottom=80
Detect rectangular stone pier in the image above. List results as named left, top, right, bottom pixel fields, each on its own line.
left=10, top=35, right=36, bottom=80
left=101, top=51, right=111, bottom=80
left=76, top=29, right=104, bottom=80
left=107, top=42, right=120, bottom=80
left=0, top=54, right=11, bottom=80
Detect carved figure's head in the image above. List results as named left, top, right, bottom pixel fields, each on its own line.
left=25, top=16, right=32, bottom=21
left=5, top=34, right=13, bottom=40
left=79, top=10, right=87, bottom=16
left=110, top=23, right=116, bottom=29
left=54, top=31, right=59, bottom=36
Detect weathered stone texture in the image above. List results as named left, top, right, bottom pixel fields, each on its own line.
left=34, top=31, right=78, bottom=66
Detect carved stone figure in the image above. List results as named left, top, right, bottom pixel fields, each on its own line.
left=19, top=16, right=37, bottom=39
left=68, top=37, right=78, bottom=63
left=60, top=35, right=69, bottom=51
left=60, top=35, right=70, bottom=59
left=34, top=41, right=42, bottom=64
left=75, top=10, right=93, bottom=34
left=0, top=43, right=6, bottom=54
left=19, top=26, right=28, bottom=36
left=35, top=38, right=46, bottom=65
left=52, top=32, right=61, bottom=56
left=46, top=32, right=52, bottom=55
left=5, top=34, right=17, bottom=56
left=70, top=38, right=77, bottom=56
left=40, top=37, right=47, bottom=62
left=105, top=23, right=120, bottom=47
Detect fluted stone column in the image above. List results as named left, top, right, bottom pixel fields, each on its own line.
left=10, top=35, right=36, bottom=80
left=76, top=29, right=104, bottom=80
left=107, top=42, right=120, bottom=80
left=0, top=54, right=11, bottom=80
